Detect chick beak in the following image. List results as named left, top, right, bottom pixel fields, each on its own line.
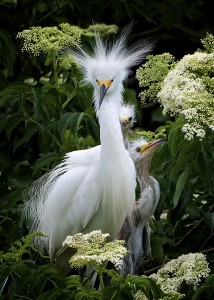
left=120, top=117, right=129, bottom=127
left=142, top=138, right=165, bottom=154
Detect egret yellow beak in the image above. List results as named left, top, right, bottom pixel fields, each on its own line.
left=140, top=138, right=165, bottom=154
left=97, top=79, right=113, bottom=107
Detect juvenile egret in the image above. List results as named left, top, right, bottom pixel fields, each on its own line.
left=128, top=137, right=164, bottom=274
left=119, top=104, right=136, bottom=150
left=23, top=30, right=153, bottom=271
left=117, top=103, right=136, bottom=243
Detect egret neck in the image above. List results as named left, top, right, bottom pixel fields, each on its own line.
left=97, top=96, right=136, bottom=239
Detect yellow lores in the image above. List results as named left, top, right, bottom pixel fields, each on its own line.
left=96, top=79, right=113, bottom=88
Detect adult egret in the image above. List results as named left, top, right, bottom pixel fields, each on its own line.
left=128, top=137, right=164, bottom=274
left=23, top=31, right=152, bottom=272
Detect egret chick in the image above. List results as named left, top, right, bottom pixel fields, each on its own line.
left=117, top=104, right=136, bottom=243
left=129, top=137, right=164, bottom=274
left=119, top=104, right=136, bottom=149
left=22, top=30, right=153, bottom=272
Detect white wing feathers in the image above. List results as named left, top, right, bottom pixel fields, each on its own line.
left=23, top=146, right=101, bottom=258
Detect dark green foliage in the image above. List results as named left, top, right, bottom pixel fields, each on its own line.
left=148, top=118, right=214, bottom=273
left=0, top=234, right=164, bottom=299
left=191, top=274, right=214, bottom=299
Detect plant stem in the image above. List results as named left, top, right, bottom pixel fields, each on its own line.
left=97, top=265, right=105, bottom=295
left=51, top=51, right=58, bottom=85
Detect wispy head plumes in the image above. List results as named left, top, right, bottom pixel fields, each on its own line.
left=72, top=24, right=154, bottom=83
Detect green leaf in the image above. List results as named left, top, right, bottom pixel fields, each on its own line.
left=0, top=29, right=17, bottom=77
left=62, top=89, right=76, bottom=109
left=192, top=274, right=214, bottom=299
left=197, top=149, right=213, bottom=192
left=151, top=237, right=165, bottom=264
left=173, top=168, right=190, bottom=208
left=74, top=111, right=85, bottom=139
left=58, top=112, right=85, bottom=138
left=58, top=112, right=73, bottom=137
left=1, top=114, right=25, bottom=139
left=167, top=118, right=185, bottom=157
left=13, top=122, right=38, bottom=153
left=202, top=212, right=214, bottom=231
left=170, top=152, right=193, bottom=179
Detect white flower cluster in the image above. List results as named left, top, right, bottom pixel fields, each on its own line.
left=134, top=290, right=148, bottom=300
left=150, top=253, right=210, bottom=294
left=157, top=52, right=214, bottom=140
left=63, top=230, right=128, bottom=269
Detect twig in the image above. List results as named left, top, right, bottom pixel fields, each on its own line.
left=199, top=234, right=214, bottom=251
left=143, top=264, right=163, bottom=275
left=200, top=248, right=214, bottom=254
left=175, top=205, right=214, bottom=247
left=175, top=218, right=203, bottom=247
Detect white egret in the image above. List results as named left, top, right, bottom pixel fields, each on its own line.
left=128, top=137, right=164, bottom=274
left=23, top=30, right=153, bottom=272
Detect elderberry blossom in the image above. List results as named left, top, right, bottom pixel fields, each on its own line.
left=150, top=253, right=210, bottom=294
left=17, top=24, right=81, bottom=55
left=63, top=230, right=128, bottom=269
left=157, top=51, right=214, bottom=140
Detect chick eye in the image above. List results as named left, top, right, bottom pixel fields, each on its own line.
left=136, top=147, right=141, bottom=152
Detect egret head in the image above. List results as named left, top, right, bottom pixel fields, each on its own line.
left=129, top=138, right=165, bottom=164
left=73, top=27, right=153, bottom=110
left=120, top=104, right=136, bottom=130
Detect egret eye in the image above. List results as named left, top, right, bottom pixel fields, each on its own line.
left=128, top=117, right=132, bottom=122
left=136, top=147, right=141, bottom=153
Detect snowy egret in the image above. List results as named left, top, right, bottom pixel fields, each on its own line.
left=23, top=30, right=153, bottom=272
left=129, top=137, right=164, bottom=274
